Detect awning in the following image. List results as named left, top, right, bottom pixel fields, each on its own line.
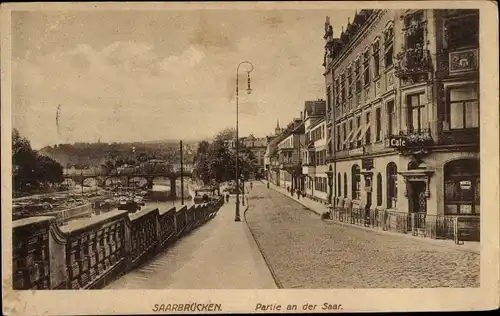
left=348, top=124, right=365, bottom=144
left=342, top=129, right=355, bottom=145
left=357, top=123, right=371, bottom=141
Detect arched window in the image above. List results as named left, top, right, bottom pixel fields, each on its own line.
left=343, top=173, right=348, bottom=198
left=337, top=173, right=342, bottom=196
left=376, top=173, right=383, bottom=206
left=386, top=162, right=398, bottom=209
left=444, top=159, right=480, bottom=215
left=351, top=165, right=361, bottom=200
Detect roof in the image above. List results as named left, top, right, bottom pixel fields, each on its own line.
left=309, top=117, right=326, bottom=130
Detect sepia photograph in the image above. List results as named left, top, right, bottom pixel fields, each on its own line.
left=1, top=1, right=499, bottom=314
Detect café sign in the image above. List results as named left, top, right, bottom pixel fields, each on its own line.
left=386, top=136, right=407, bottom=148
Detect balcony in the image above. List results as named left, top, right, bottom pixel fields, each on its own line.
left=394, top=46, right=432, bottom=82
left=385, top=129, right=434, bottom=154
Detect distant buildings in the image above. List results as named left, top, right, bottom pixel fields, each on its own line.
left=227, top=134, right=268, bottom=178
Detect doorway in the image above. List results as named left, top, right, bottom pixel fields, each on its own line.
left=409, top=181, right=427, bottom=232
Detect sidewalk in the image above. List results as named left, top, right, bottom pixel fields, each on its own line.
left=264, top=181, right=480, bottom=254
left=105, top=200, right=277, bottom=289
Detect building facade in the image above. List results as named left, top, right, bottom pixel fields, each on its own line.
left=227, top=134, right=268, bottom=179
left=301, top=100, right=330, bottom=202
left=323, top=9, right=479, bottom=237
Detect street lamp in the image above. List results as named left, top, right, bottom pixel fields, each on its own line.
left=235, top=61, right=254, bottom=222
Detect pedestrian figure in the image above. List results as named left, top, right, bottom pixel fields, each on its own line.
left=250, top=182, right=253, bottom=190
left=291, top=189, right=295, bottom=198
left=297, top=190, right=301, bottom=200
left=226, top=193, right=230, bottom=203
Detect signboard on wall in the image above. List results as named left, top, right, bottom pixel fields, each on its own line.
left=385, top=136, right=407, bottom=148
left=460, top=180, right=472, bottom=190
left=362, top=158, right=374, bottom=170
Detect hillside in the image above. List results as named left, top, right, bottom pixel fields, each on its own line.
left=38, top=140, right=199, bottom=168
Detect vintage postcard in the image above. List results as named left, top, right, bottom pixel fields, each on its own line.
left=1, top=1, right=499, bottom=314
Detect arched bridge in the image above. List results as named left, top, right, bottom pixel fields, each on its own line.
left=64, top=165, right=194, bottom=199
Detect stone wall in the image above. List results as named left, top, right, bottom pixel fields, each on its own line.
left=12, top=197, right=224, bottom=290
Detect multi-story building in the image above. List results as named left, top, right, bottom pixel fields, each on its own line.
left=264, top=121, right=284, bottom=182
left=265, top=119, right=304, bottom=188
left=277, top=118, right=304, bottom=190
left=227, top=134, right=268, bottom=179
left=301, top=100, right=330, bottom=202
left=323, top=9, right=479, bottom=235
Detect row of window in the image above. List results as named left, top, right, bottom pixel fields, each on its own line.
left=334, top=24, right=394, bottom=106
left=314, top=177, right=328, bottom=193
left=333, top=83, right=479, bottom=151
left=278, top=137, right=294, bottom=149
left=303, top=149, right=327, bottom=166
left=307, top=124, right=326, bottom=143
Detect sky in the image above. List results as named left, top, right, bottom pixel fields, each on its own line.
left=11, top=8, right=354, bottom=149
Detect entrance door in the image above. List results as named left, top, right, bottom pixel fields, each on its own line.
left=409, top=181, right=427, bottom=232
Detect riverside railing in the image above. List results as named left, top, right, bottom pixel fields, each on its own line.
left=330, top=196, right=479, bottom=244
left=12, top=197, right=224, bottom=290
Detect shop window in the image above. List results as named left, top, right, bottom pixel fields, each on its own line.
left=445, top=10, right=479, bottom=50
left=444, top=159, right=480, bottom=215
left=337, top=173, right=342, bottom=197
left=448, top=84, right=479, bottom=129
left=375, top=107, right=382, bottom=141
left=343, top=173, right=348, bottom=198
left=407, top=93, right=428, bottom=132
left=387, top=100, right=396, bottom=135
left=386, top=162, right=398, bottom=209
left=351, top=165, right=361, bottom=200
left=376, top=173, right=383, bottom=206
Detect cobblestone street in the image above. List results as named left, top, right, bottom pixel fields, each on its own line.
left=245, top=182, right=480, bottom=288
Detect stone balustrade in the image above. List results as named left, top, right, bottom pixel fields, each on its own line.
left=12, top=197, right=224, bottom=290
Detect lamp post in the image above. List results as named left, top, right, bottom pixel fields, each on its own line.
left=235, top=61, right=254, bottom=222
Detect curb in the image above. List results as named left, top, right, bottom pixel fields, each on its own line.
left=243, top=197, right=284, bottom=289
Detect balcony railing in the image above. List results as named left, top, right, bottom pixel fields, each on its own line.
left=394, top=46, right=432, bottom=78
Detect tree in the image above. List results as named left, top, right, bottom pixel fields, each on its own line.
left=34, top=155, right=64, bottom=185
left=12, top=128, right=64, bottom=192
left=193, top=129, right=259, bottom=185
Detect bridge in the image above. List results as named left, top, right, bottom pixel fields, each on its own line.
left=64, top=165, right=194, bottom=199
